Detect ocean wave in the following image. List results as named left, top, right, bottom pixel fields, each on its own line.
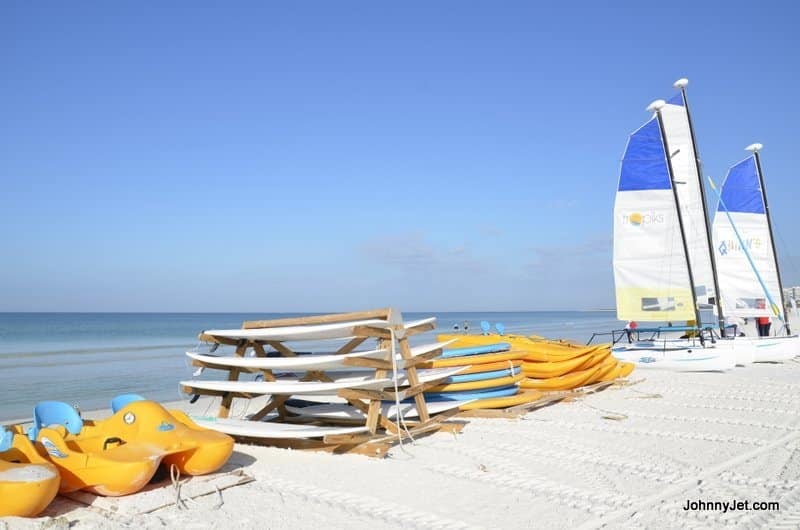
left=0, top=351, right=186, bottom=370
left=0, top=343, right=194, bottom=359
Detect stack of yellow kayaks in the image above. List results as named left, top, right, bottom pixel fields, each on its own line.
left=0, top=426, right=60, bottom=517
left=25, top=396, right=234, bottom=496
left=438, top=334, right=635, bottom=392
left=418, top=343, right=543, bottom=410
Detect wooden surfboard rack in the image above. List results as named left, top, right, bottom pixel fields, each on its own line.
left=183, top=308, right=466, bottom=457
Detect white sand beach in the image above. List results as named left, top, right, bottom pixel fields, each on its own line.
left=4, top=360, right=800, bottom=529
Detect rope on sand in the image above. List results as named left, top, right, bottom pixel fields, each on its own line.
left=625, top=381, right=663, bottom=399
left=171, top=464, right=224, bottom=511
left=389, top=328, right=416, bottom=456
left=574, top=399, right=628, bottom=421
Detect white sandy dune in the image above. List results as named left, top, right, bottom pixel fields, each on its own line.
left=4, top=360, right=800, bottom=529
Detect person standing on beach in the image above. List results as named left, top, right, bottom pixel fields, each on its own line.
left=756, top=299, right=771, bottom=337
left=624, top=320, right=637, bottom=342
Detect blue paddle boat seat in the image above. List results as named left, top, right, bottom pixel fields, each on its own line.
left=29, top=401, right=83, bottom=441
left=110, top=394, right=146, bottom=413
left=0, top=426, right=13, bottom=452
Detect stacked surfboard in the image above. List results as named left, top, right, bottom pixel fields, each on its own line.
left=437, top=334, right=635, bottom=393
left=181, top=310, right=472, bottom=452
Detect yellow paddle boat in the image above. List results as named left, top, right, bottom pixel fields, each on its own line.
left=0, top=426, right=60, bottom=517
left=28, top=400, right=164, bottom=496
left=109, top=394, right=234, bottom=476
left=28, top=397, right=233, bottom=496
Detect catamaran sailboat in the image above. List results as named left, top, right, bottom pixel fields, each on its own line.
left=611, top=85, right=734, bottom=372
left=710, top=144, right=800, bottom=362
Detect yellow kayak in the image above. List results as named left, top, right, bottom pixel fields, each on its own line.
left=459, top=390, right=544, bottom=410
left=0, top=427, right=60, bottom=517
left=596, top=361, right=635, bottom=382
left=520, top=364, right=604, bottom=391
left=427, top=372, right=525, bottom=392
left=452, top=359, right=522, bottom=375
left=416, top=350, right=527, bottom=369
left=520, top=347, right=610, bottom=378
left=575, top=348, right=612, bottom=370
left=437, top=334, right=609, bottom=362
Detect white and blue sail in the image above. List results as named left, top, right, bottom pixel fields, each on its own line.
left=613, top=115, right=696, bottom=322
left=661, top=91, right=717, bottom=311
left=611, top=94, right=737, bottom=371
left=712, top=155, right=782, bottom=319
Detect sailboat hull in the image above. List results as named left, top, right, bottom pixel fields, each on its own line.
left=611, top=343, right=735, bottom=372
left=708, top=335, right=800, bottom=365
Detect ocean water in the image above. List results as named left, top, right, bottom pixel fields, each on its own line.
left=0, top=311, right=624, bottom=422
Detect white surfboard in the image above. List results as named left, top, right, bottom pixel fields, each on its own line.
left=280, top=366, right=467, bottom=385
left=409, top=339, right=457, bottom=356
left=186, top=347, right=389, bottom=371
left=201, top=317, right=437, bottom=342
left=186, top=339, right=457, bottom=372
left=318, top=339, right=458, bottom=370
left=190, top=416, right=370, bottom=439
left=181, top=375, right=394, bottom=396
left=284, top=399, right=473, bottom=420
left=181, top=366, right=465, bottom=396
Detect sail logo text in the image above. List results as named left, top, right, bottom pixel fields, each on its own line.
left=717, top=238, right=762, bottom=256
left=623, top=212, right=664, bottom=226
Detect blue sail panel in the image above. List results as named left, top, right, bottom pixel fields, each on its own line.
left=667, top=92, right=685, bottom=106
left=718, top=156, right=765, bottom=214
left=618, top=117, right=671, bottom=191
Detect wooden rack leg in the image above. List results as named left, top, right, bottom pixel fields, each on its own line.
left=219, top=342, right=248, bottom=418
left=250, top=396, right=288, bottom=421
left=365, top=337, right=394, bottom=434
left=398, top=337, right=430, bottom=422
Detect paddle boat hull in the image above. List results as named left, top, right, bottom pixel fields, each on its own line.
left=105, top=397, right=235, bottom=476
left=156, top=409, right=235, bottom=476
left=0, top=428, right=60, bottom=517
left=31, top=422, right=163, bottom=496
left=28, top=398, right=234, bottom=496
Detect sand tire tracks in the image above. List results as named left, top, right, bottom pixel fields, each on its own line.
left=259, top=476, right=479, bottom=530
left=421, top=442, right=635, bottom=515
left=577, top=428, right=800, bottom=528
left=540, top=420, right=770, bottom=446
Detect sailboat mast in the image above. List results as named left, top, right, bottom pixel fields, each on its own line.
left=749, top=144, right=791, bottom=333
left=650, top=99, right=705, bottom=333
left=675, top=78, right=726, bottom=336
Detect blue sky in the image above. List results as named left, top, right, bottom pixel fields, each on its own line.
left=2, top=1, right=799, bottom=312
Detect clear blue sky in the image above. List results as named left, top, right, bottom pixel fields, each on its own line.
left=2, top=1, right=799, bottom=312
